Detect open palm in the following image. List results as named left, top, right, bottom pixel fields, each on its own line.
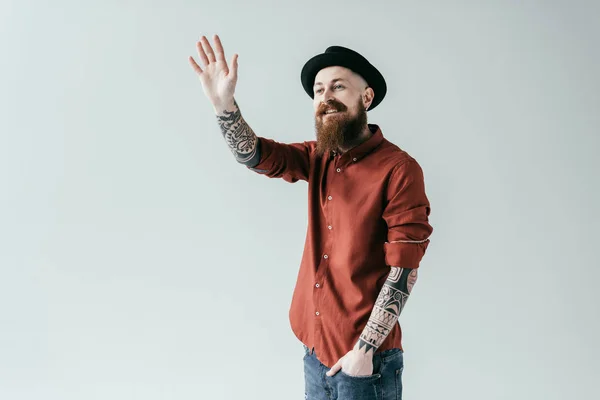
left=188, top=34, right=239, bottom=107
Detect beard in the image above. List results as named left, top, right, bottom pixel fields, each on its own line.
left=314, top=97, right=368, bottom=157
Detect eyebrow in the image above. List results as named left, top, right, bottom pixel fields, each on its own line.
left=313, top=78, right=347, bottom=88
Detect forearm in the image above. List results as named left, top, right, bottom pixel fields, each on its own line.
left=215, top=98, right=261, bottom=167
left=355, top=266, right=418, bottom=355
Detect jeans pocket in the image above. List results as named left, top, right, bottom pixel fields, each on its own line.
left=335, top=371, right=382, bottom=400
left=339, top=370, right=382, bottom=380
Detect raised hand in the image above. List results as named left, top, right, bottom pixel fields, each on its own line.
left=189, top=34, right=239, bottom=111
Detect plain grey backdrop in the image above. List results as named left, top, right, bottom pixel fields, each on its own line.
left=1, top=0, right=598, bottom=399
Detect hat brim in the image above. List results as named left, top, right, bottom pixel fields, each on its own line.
left=301, top=53, right=387, bottom=111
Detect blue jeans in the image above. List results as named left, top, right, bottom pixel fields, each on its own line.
left=303, top=344, right=404, bottom=400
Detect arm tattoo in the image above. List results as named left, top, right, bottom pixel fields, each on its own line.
left=215, top=99, right=261, bottom=167
left=356, top=267, right=418, bottom=355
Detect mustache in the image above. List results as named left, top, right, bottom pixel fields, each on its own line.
left=317, top=100, right=347, bottom=115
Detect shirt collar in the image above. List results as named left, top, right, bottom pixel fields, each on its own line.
left=331, top=124, right=384, bottom=163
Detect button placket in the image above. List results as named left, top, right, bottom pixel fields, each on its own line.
left=316, top=159, right=339, bottom=324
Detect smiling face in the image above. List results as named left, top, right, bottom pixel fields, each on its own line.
left=313, top=66, right=375, bottom=156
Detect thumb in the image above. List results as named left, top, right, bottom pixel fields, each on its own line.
left=229, top=53, right=239, bottom=80
left=326, top=359, right=342, bottom=376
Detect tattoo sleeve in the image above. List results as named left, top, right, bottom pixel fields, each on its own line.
left=215, top=98, right=262, bottom=167
left=356, top=267, right=418, bottom=355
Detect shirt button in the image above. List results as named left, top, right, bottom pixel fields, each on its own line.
left=315, top=283, right=320, bottom=288
left=336, top=168, right=341, bottom=172
left=353, top=157, right=357, bottom=162
left=315, top=311, right=320, bottom=316
left=323, top=254, right=328, bottom=259
left=328, top=225, right=332, bottom=230
left=328, top=196, right=332, bottom=200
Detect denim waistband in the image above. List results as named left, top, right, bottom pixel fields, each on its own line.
left=303, top=344, right=402, bottom=365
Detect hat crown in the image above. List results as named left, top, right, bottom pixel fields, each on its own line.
left=324, top=46, right=365, bottom=61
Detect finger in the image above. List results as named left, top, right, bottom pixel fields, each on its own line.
left=196, top=38, right=210, bottom=66
left=188, top=56, right=203, bottom=75
left=201, top=36, right=217, bottom=63
left=326, top=360, right=342, bottom=376
left=326, top=366, right=340, bottom=376
left=213, top=34, right=227, bottom=63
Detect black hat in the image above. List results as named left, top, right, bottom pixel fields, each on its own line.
left=300, top=45, right=387, bottom=111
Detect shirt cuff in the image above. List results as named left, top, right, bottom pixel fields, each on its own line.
left=246, top=137, right=273, bottom=173
left=383, top=239, right=430, bottom=269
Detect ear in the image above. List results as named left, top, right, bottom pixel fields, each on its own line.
left=363, top=87, right=375, bottom=110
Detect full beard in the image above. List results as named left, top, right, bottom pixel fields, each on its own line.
left=314, top=98, right=368, bottom=157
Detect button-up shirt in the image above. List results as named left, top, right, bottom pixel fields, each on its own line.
left=247, top=124, right=433, bottom=368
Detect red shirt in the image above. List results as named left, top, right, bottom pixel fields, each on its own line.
left=247, top=124, right=433, bottom=368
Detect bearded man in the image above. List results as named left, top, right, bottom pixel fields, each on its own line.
left=189, top=35, right=433, bottom=400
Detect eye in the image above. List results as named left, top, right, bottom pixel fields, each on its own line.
left=334, top=84, right=344, bottom=89
left=315, top=88, right=324, bottom=94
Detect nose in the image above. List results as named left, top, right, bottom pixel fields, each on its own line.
left=322, top=87, right=335, bottom=102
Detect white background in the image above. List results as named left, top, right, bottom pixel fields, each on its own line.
left=1, top=0, right=599, bottom=399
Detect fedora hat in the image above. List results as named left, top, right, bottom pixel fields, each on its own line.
left=300, top=45, right=387, bottom=110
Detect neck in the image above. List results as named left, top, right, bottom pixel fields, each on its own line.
left=337, top=124, right=372, bottom=153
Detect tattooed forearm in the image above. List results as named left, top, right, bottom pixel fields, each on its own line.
left=215, top=99, right=262, bottom=167
left=356, top=267, right=418, bottom=355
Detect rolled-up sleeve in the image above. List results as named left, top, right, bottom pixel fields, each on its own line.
left=382, top=159, right=433, bottom=269
left=246, top=137, right=312, bottom=183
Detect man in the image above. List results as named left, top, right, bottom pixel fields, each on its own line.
left=189, top=35, right=433, bottom=400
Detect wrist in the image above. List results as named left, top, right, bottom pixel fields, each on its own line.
left=353, top=342, right=374, bottom=357
left=213, top=97, right=236, bottom=114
